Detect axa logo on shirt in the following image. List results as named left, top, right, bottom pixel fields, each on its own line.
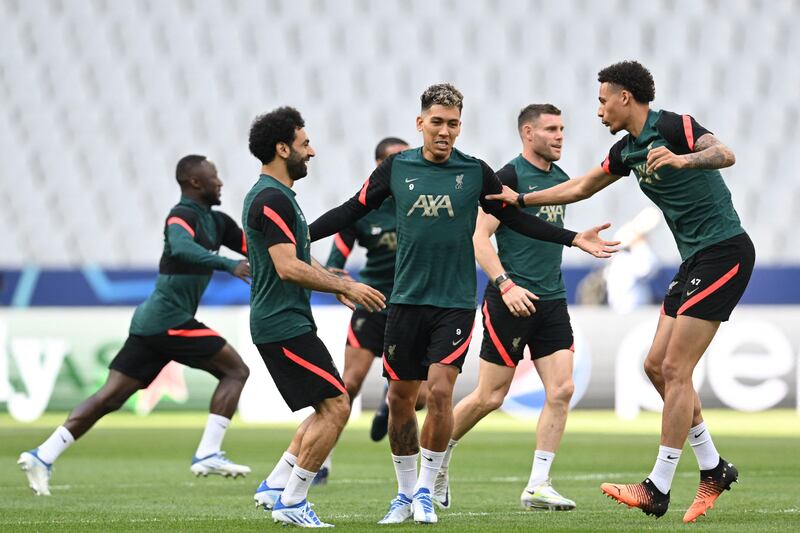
left=535, top=205, right=564, bottom=223
left=406, top=194, right=454, bottom=217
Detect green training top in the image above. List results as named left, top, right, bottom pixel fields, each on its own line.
left=602, top=109, right=744, bottom=261
left=309, top=147, right=578, bottom=310
left=494, top=155, right=568, bottom=300
left=130, top=196, right=246, bottom=335
left=243, top=174, right=315, bottom=344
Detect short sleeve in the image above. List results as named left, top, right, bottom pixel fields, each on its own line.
left=247, top=189, right=298, bottom=248
left=601, top=136, right=631, bottom=176
left=656, top=110, right=713, bottom=153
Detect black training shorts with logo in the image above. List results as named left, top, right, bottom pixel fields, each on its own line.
left=662, top=232, right=755, bottom=322
left=109, top=318, right=227, bottom=386
left=381, top=304, right=475, bottom=381
left=480, top=284, right=574, bottom=367
left=345, top=308, right=388, bottom=356
left=257, top=331, right=347, bottom=411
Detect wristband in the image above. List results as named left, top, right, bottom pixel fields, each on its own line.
left=517, top=192, right=526, bottom=208
left=493, top=272, right=510, bottom=287
left=500, top=282, right=516, bottom=295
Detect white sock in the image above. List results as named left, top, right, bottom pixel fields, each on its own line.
left=195, top=414, right=230, bottom=458
left=440, top=439, right=458, bottom=470
left=266, top=451, right=297, bottom=488
left=392, top=453, right=418, bottom=498
left=648, top=445, right=682, bottom=494
left=687, top=422, right=720, bottom=471
left=528, top=449, right=555, bottom=487
left=37, top=426, right=75, bottom=464
left=413, top=448, right=446, bottom=495
left=281, top=465, right=316, bottom=506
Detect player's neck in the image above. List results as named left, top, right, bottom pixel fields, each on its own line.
left=521, top=149, right=552, bottom=172
left=261, top=163, right=294, bottom=189
left=626, top=106, right=651, bottom=138
left=181, top=191, right=211, bottom=209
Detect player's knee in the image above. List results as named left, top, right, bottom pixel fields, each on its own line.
left=547, top=379, right=574, bottom=406
left=99, top=390, right=130, bottom=412
left=426, top=384, right=453, bottom=413
left=228, top=362, right=250, bottom=384
left=660, top=356, right=688, bottom=383
left=643, top=356, right=662, bottom=383
left=478, top=388, right=505, bottom=412
left=325, top=393, right=351, bottom=425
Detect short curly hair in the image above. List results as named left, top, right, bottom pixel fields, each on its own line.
left=420, top=83, right=463, bottom=112
left=249, top=107, right=305, bottom=164
left=597, top=61, right=655, bottom=103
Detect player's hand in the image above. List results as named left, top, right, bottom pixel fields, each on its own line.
left=646, top=146, right=686, bottom=173
left=499, top=280, right=539, bottom=317
left=342, top=281, right=386, bottom=312
left=484, top=184, right=520, bottom=205
left=572, top=223, right=620, bottom=258
left=232, top=260, right=251, bottom=284
left=327, top=267, right=354, bottom=281
left=336, top=292, right=355, bottom=310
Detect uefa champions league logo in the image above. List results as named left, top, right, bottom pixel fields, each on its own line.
left=500, top=325, right=591, bottom=419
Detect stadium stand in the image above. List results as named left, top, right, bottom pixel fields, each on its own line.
left=0, top=0, right=798, bottom=267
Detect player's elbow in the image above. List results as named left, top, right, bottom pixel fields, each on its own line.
left=273, top=261, right=296, bottom=282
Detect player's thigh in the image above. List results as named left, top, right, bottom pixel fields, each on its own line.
left=533, top=349, right=574, bottom=392
left=644, top=313, right=676, bottom=373
left=675, top=233, right=755, bottom=322
left=185, top=342, right=248, bottom=380
left=663, top=315, right=720, bottom=376
left=343, top=345, right=375, bottom=390
left=108, top=335, right=169, bottom=387
left=479, top=286, right=532, bottom=368
left=474, top=358, right=516, bottom=398
left=346, top=308, right=387, bottom=355
left=382, top=304, right=430, bottom=381
left=257, top=331, right=347, bottom=412
left=425, top=307, right=476, bottom=372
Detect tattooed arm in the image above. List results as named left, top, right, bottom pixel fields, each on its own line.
left=647, top=133, right=736, bottom=173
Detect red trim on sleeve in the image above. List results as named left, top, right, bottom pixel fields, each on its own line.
left=482, top=301, right=515, bottom=367
left=441, top=321, right=475, bottom=365
left=241, top=232, right=248, bottom=254
left=334, top=233, right=352, bottom=258
left=282, top=347, right=347, bottom=395
left=346, top=322, right=361, bottom=348
left=357, top=178, right=370, bottom=206
left=677, top=263, right=740, bottom=316
left=601, top=155, right=611, bottom=175
left=167, top=217, right=195, bottom=237
left=682, top=115, right=695, bottom=151
left=167, top=328, right=220, bottom=337
left=262, top=206, right=296, bottom=245
left=382, top=355, right=399, bottom=380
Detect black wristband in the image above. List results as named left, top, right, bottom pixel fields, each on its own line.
left=493, top=272, right=510, bottom=287
left=517, top=192, right=526, bottom=208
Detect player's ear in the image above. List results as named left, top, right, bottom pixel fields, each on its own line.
left=416, top=115, right=423, bottom=132
left=275, top=141, right=291, bottom=159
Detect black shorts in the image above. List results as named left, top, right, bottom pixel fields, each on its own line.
left=109, top=318, right=226, bottom=386
left=480, top=285, right=574, bottom=367
left=346, top=308, right=388, bottom=355
left=257, top=331, right=346, bottom=411
left=662, top=232, right=755, bottom=322
left=381, top=304, right=475, bottom=381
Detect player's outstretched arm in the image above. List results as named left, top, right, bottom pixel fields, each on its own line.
left=486, top=166, right=621, bottom=207
left=646, top=134, right=735, bottom=173
left=473, top=209, right=538, bottom=317
left=269, top=243, right=385, bottom=312
left=166, top=221, right=242, bottom=275
left=309, top=156, right=394, bottom=241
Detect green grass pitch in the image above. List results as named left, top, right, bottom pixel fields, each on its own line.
left=1, top=410, right=798, bottom=531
